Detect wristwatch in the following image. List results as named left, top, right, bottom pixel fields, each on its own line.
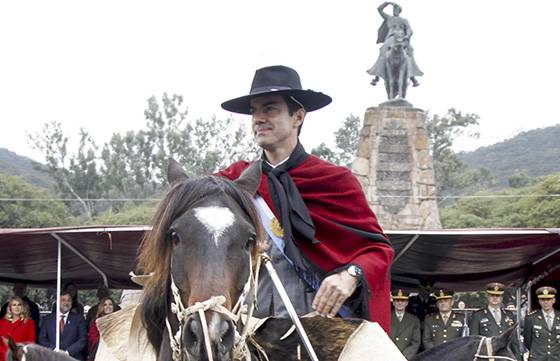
left=346, top=265, right=363, bottom=278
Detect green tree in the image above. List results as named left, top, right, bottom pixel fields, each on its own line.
left=426, top=109, right=494, bottom=203
left=28, top=122, right=101, bottom=218
left=311, top=114, right=361, bottom=167
left=30, top=93, right=258, bottom=219
left=0, top=174, right=73, bottom=227
left=87, top=202, right=158, bottom=225
left=441, top=173, right=560, bottom=228
left=311, top=142, right=340, bottom=164
left=507, top=171, right=534, bottom=188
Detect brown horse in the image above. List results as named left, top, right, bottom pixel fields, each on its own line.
left=93, top=159, right=405, bottom=361
left=137, top=159, right=265, bottom=360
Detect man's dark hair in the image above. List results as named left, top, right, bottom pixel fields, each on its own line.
left=283, top=95, right=303, bottom=115
left=60, top=290, right=73, bottom=299
left=283, top=95, right=305, bottom=135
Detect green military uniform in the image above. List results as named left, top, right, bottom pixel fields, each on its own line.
left=391, top=311, right=421, bottom=359
left=470, top=283, right=516, bottom=337
left=524, top=310, right=560, bottom=361
left=390, top=289, right=421, bottom=360
left=523, top=286, right=560, bottom=361
left=470, top=307, right=516, bottom=336
left=422, top=289, right=463, bottom=350
left=422, top=311, right=464, bottom=350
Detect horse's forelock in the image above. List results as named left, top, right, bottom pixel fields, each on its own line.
left=219, top=176, right=265, bottom=257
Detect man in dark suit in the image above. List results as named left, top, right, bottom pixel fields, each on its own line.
left=422, top=289, right=463, bottom=350
left=390, top=289, right=421, bottom=360
left=523, top=286, right=560, bottom=361
left=39, top=291, right=87, bottom=360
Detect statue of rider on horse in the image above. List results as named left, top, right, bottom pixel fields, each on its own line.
left=367, top=2, right=423, bottom=103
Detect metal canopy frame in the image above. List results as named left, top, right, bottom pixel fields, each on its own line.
left=49, top=232, right=110, bottom=350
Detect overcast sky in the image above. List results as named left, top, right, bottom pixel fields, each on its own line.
left=1, top=1, right=559, bottom=162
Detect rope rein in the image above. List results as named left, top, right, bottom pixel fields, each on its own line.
left=165, top=252, right=264, bottom=361
left=473, top=337, right=517, bottom=361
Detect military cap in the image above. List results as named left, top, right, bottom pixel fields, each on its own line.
left=486, top=282, right=506, bottom=296
left=391, top=289, right=410, bottom=300
left=536, top=286, right=557, bottom=299
left=434, top=289, right=454, bottom=300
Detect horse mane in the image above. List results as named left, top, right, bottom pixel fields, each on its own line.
left=137, top=174, right=264, bottom=353
left=12, top=344, right=77, bottom=361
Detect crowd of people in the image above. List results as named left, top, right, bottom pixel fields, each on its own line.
left=0, top=282, right=119, bottom=361
left=1, top=279, right=556, bottom=361
left=389, top=283, right=558, bottom=361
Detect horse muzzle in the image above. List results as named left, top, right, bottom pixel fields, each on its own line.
left=183, top=311, right=236, bottom=361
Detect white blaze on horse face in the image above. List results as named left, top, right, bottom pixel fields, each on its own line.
left=193, top=206, right=235, bottom=247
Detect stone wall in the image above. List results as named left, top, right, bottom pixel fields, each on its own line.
left=352, top=106, right=441, bottom=230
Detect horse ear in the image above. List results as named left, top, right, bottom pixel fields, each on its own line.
left=234, top=160, right=262, bottom=195
left=167, top=158, right=189, bottom=185
left=6, top=336, right=17, bottom=358
left=492, top=323, right=517, bottom=351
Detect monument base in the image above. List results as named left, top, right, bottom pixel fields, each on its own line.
left=352, top=106, right=441, bottom=230
left=379, top=98, right=413, bottom=108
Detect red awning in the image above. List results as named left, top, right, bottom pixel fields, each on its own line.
left=0, top=226, right=559, bottom=290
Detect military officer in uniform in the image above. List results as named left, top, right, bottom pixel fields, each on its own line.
left=523, top=286, right=560, bottom=361
left=422, top=289, right=463, bottom=350
left=390, top=289, right=421, bottom=359
left=470, top=282, right=516, bottom=336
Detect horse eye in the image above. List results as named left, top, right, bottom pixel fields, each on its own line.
left=245, top=234, right=256, bottom=251
left=167, top=230, right=179, bottom=244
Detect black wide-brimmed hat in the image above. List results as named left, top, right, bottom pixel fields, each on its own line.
left=221, top=65, right=332, bottom=114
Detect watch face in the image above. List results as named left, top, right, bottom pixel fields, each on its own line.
left=348, top=265, right=362, bottom=277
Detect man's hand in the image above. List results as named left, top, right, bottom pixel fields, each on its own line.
left=312, top=270, right=358, bottom=317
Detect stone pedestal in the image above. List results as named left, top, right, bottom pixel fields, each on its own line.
left=352, top=106, right=441, bottom=230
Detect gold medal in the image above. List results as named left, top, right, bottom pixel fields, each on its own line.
left=270, top=217, right=284, bottom=238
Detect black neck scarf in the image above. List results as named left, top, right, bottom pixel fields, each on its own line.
left=261, top=142, right=317, bottom=247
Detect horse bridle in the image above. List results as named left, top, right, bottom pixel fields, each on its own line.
left=473, top=337, right=516, bottom=361
left=165, top=252, right=263, bottom=361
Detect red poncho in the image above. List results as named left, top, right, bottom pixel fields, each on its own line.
left=218, top=155, right=393, bottom=333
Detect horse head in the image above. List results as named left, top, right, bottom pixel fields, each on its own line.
left=5, top=338, right=77, bottom=361
left=412, top=325, right=518, bottom=361
left=138, top=159, right=265, bottom=360
left=485, top=324, right=518, bottom=360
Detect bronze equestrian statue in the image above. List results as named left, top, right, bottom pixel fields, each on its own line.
left=367, top=2, right=423, bottom=103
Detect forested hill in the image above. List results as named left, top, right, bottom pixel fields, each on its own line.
left=0, top=148, right=53, bottom=189
left=458, top=124, right=560, bottom=186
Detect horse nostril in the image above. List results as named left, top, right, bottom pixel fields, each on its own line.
left=218, top=320, right=235, bottom=356
left=184, top=317, right=202, bottom=358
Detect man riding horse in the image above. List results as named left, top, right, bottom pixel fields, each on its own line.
left=91, top=65, right=397, bottom=361
left=367, top=2, right=423, bottom=99
left=219, top=65, right=394, bottom=332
